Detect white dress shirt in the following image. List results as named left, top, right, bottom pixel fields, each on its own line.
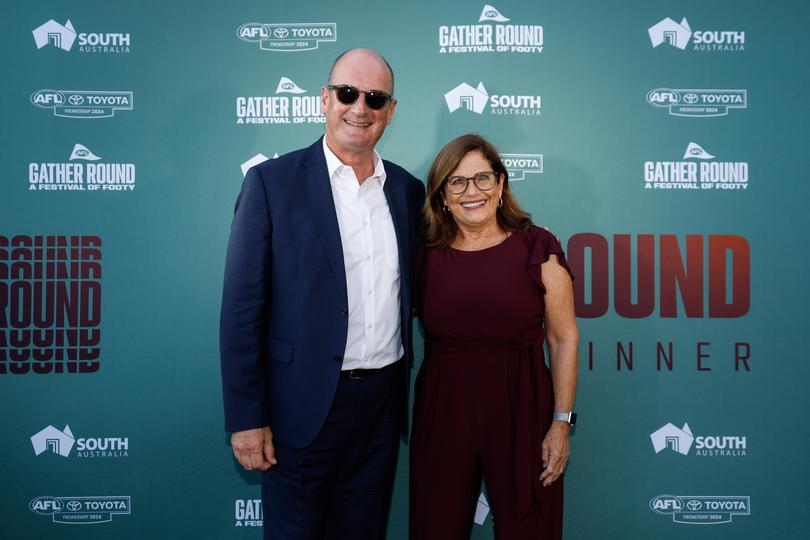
left=323, top=138, right=403, bottom=370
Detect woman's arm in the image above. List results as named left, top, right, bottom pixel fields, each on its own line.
left=539, top=254, right=578, bottom=486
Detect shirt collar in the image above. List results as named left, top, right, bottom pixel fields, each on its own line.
left=322, top=137, right=387, bottom=187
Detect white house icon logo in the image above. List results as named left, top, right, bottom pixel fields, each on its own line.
left=32, top=19, right=77, bottom=51
left=275, top=77, right=306, bottom=94
left=648, top=17, right=692, bottom=49
left=650, top=422, right=694, bottom=455
left=474, top=492, right=490, bottom=525
left=241, top=153, right=279, bottom=177
left=445, top=82, right=489, bottom=113
left=31, top=425, right=75, bottom=457
left=479, top=5, right=510, bottom=22
left=683, top=142, right=715, bottom=160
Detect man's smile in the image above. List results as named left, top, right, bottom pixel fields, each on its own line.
left=344, top=119, right=372, bottom=128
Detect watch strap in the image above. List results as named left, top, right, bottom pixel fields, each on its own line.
left=552, top=411, right=577, bottom=426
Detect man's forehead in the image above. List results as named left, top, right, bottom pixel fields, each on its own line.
left=331, top=53, right=392, bottom=88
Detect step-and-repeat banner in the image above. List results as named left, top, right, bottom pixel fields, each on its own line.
left=2, top=1, right=808, bottom=538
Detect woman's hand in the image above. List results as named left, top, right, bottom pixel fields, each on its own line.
left=539, top=421, right=570, bottom=487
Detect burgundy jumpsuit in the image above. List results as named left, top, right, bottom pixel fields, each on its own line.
left=410, top=226, right=572, bottom=540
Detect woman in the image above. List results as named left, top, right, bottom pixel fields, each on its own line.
left=410, top=134, right=578, bottom=539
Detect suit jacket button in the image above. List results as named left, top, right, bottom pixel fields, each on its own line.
left=340, top=308, right=348, bottom=316
left=333, top=355, right=343, bottom=363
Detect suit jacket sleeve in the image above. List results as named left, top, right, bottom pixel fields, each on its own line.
left=220, top=166, right=271, bottom=432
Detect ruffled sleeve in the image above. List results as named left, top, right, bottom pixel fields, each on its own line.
left=524, top=225, right=574, bottom=293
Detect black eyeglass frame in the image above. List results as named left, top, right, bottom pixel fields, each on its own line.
left=326, top=84, right=393, bottom=110
left=442, top=171, right=502, bottom=195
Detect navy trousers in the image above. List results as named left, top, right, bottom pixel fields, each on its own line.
left=262, top=361, right=403, bottom=540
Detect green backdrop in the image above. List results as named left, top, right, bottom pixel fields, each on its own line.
left=2, top=0, right=809, bottom=538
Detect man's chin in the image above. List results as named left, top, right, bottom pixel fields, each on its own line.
left=336, top=132, right=380, bottom=151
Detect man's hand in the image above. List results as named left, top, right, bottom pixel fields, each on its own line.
left=231, top=426, right=277, bottom=471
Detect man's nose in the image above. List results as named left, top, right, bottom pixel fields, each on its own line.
left=350, top=93, right=369, bottom=114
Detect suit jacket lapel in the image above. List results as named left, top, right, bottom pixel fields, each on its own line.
left=383, top=169, right=410, bottom=291
left=299, top=140, right=348, bottom=304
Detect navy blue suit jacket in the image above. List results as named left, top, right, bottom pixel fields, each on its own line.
left=220, top=137, right=426, bottom=448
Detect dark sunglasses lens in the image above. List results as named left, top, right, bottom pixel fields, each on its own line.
left=364, top=91, right=389, bottom=110
left=336, top=86, right=359, bottom=104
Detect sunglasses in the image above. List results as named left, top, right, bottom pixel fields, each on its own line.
left=327, top=84, right=393, bottom=110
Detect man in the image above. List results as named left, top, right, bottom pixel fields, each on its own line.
left=220, top=49, right=425, bottom=540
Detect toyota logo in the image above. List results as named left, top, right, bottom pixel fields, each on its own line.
left=683, top=93, right=698, bottom=104
left=68, top=95, right=84, bottom=105
left=66, top=500, right=82, bottom=511
left=274, top=28, right=289, bottom=39
left=686, top=499, right=702, bottom=511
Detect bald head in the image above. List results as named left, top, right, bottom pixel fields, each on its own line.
left=328, top=48, right=395, bottom=95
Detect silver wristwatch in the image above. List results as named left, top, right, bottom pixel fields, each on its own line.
left=552, top=411, right=577, bottom=426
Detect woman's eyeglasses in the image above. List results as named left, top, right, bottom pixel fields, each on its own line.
left=443, top=171, right=500, bottom=195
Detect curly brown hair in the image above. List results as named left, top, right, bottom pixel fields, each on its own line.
left=423, top=133, right=533, bottom=248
